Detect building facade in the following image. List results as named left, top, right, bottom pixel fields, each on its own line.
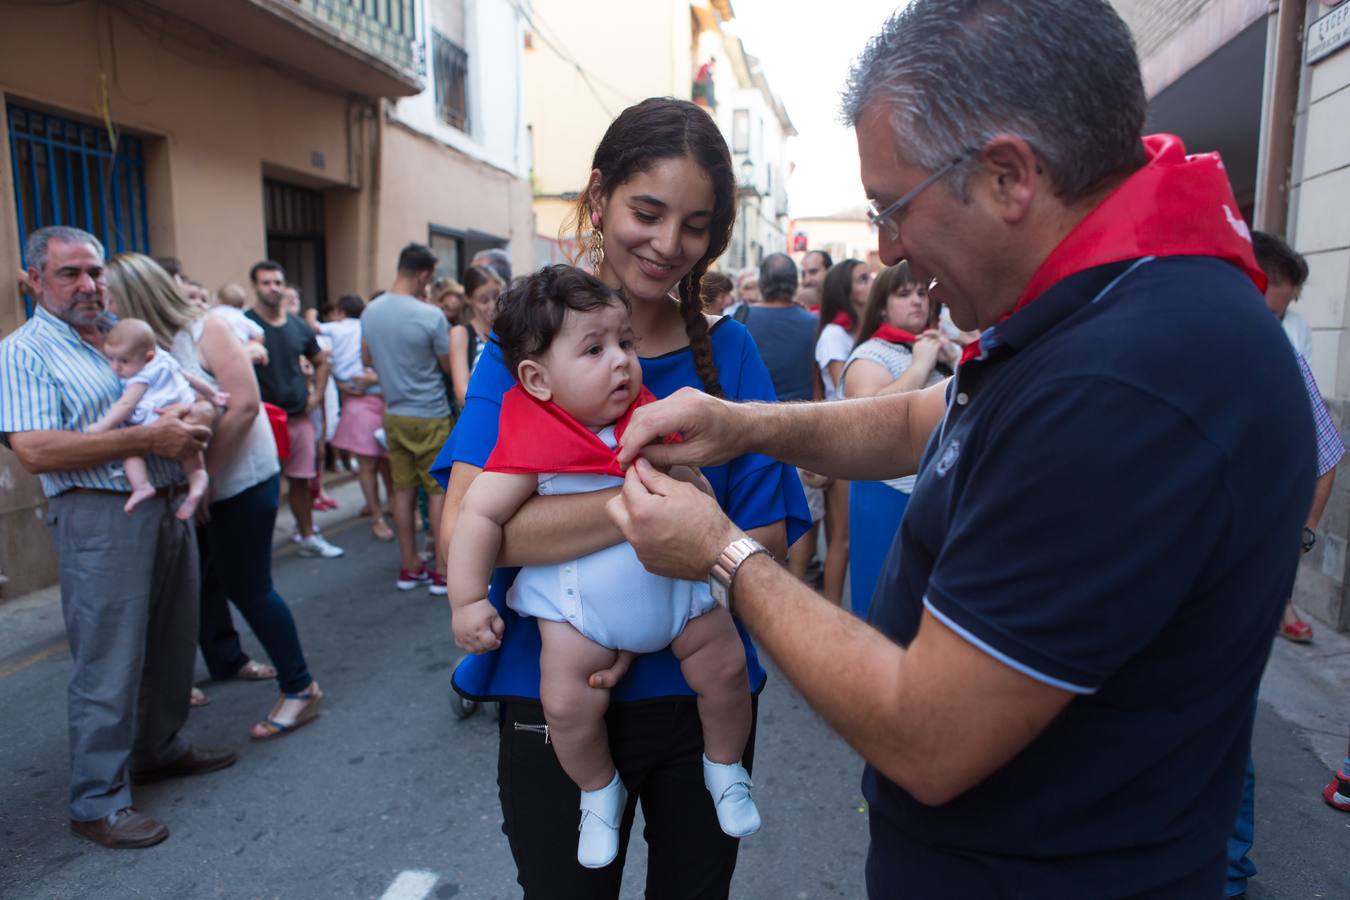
left=0, top=0, right=533, bottom=598
left=1113, top=0, right=1350, bottom=628
left=522, top=0, right=793, bottom=272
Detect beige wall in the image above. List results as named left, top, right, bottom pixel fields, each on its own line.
left=0, top=1, right=359, bottom=326
left=1291, top=28, right=1350, bottom=398
left=0, top=1, right=531, bottom=600
left=525, top=0, right=691, bottom=198
left=1288, top=2, right=1350, bottom=630
left=790, top=217, right=877, bottom=268
left=373, top=122, right=535, bottom=287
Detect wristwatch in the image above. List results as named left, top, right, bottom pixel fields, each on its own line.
left=1302, top=527, right=1317, bottom=554
left=708, top=537, right=770, bottom=615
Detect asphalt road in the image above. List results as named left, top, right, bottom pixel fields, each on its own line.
left=1, top=516, right=1347, bottom=899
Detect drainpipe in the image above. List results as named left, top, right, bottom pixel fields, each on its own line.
left=365, top=100, right=383, bottom=294
left=1253, top=0, right=1307, bottom=234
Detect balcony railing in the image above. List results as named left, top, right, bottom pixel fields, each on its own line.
left=140, top=0, right=425, bottom=98
left=297, top=0, right=421, bottom=75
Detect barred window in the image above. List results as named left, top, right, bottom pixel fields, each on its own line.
left=433, top=31, right=469, bottom=132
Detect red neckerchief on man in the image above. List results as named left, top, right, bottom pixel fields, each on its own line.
left=960, top=134, right=1266, bottom=365
left=872, top=323, right=920, bottom=346
left=485, top=384, right=677, bottom=478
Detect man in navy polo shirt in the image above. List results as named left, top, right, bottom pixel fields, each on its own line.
left=604, top=1, right=1315, bottom=896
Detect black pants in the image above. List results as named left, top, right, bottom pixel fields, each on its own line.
left=498, top=695, right=759, bottom=899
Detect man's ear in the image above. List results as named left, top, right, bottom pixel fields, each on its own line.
left=974, top=134, right=1039, bottom=225
left=517, top=359, right=552, bottom=402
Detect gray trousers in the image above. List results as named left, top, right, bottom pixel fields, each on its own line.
left=47, top=490, right=199, bottom=821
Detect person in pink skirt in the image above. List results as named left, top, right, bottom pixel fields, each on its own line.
left=324, top=294, right=394, bottom=541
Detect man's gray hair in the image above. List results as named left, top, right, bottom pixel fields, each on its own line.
left=25, top=226, right=104, bottom=273
left=470, top=247, right=512, bottom=284
left=842, top=0, right=1146, bottom=201
left=758, top=253, right=799, bottom=302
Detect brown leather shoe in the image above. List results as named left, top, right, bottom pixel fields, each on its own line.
left=130, top=746, right=238, bottom=785
left=71, top=807, right=169, bottom=848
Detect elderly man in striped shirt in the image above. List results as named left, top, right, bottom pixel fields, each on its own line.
left=0, top=226, right=236, bottom=849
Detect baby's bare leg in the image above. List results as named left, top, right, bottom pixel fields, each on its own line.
left=176, top=450, right=210, bottom=520
left=122, top=456, right=156, bottom=514
left=538, top=620, right=620, bottom=791
left=670, top=606, right=751, bottom=764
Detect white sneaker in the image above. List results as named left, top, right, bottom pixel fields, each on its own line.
left=577, top=771, right=626, bottom=869
left=296, top=534, right=344, bottom=558
left=291, top=525, right=322, bottom=545
left=703, top=755, right=760, bottom=837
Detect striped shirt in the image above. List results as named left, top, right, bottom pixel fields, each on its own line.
left=1297, top=352, right=1345, bottom=477
left=0, top=305, right=183, bottom=497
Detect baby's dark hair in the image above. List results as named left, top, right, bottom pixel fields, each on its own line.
left=494, top=265, right=630, bottom=379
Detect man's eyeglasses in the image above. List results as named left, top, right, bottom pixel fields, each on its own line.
left=866, top=147, right=979, bottom=241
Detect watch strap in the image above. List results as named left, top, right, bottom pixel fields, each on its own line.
left=710, top=537, right=769, bottom=615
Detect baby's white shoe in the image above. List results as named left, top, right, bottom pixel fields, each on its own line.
left=703, top=755, right=760, bottom=837
left=577, top=771, right=626, bottom=868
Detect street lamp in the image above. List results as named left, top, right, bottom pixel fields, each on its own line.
left=738, top=157, right=755, bottom=268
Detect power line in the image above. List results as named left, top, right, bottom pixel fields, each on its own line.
left=510, top=0, right=628, bottom=118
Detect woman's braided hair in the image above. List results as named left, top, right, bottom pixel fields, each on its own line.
left=563, top=98, right=736, bottom=397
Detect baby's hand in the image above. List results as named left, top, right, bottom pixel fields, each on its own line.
left=211, top=391, right=230, bottom=406
left=452, top=598, right=504, bottom=653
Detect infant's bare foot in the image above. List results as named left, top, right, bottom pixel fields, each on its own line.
left=124, top=485, right=155, bottom=515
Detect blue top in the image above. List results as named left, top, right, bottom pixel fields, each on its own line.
left=865, top=258, right=1315, bottom=897
left=431, top=316, right=811, bottom=703
left=740, top=305, right=819, bottom=402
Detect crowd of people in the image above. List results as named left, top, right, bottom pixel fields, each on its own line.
left=2, top=1, right=1348, bottom=897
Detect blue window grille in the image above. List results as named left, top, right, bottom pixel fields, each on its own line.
left=7, top=104, right=151, bottom=318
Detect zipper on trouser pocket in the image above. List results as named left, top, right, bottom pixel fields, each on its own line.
left=513, top=721, right=550, bottom=744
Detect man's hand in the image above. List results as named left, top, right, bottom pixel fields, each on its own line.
left=452, top=598, right=505, bottom=653
left=606, top=458, right=742, bottom=581
left=246, top=343, right=269, bottom=366
left=147, top=407, right=211, bottom=458
left=615, top=388, right=750, bottom=470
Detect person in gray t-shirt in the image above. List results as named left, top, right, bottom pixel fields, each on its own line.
left=360, top=244, right=454, bottom=594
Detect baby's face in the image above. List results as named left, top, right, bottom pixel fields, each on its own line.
left=539, top=304, right=642, bottom=430
left=106, top=343, right=152, bottom=379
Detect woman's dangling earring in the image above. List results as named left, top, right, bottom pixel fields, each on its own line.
left=588, top=227, right=604, bottom=273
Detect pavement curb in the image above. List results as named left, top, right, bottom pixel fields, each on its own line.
left=0, top=473, right=375, bottom=667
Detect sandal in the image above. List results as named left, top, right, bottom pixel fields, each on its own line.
left=189, top=687, right=210, bottom=707
left=1278, top=618, right=1313, bottom=643
left=371, top=517, right=395, bottom=542
left=249, top=683, right=323, bottom=742
left=234, top=659, right=278, bottom=681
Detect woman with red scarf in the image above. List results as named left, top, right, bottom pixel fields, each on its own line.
left=803, top=259, right=873, bottom=605
left=841, top=262, right=955, bottom=617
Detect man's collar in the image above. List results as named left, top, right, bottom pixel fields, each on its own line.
left=988, top=260, right=1139, bottom=357
left=32, top=304, right=78, bottom=339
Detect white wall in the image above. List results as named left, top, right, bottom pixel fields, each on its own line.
left=389, top=0, right=531, bottom=179
left=721, top=82, right=791, bottom=265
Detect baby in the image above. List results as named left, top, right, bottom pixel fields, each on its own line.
left=208, top=283, right=269, bottom=365
left=448, top=266, right=760, bottom=869
left=89, top=318, right=227, bottom=519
